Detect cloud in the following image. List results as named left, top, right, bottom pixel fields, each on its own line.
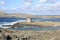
left=47, top=0, right=58, bottom=3
left=39, top=0, right=47, bottom=3
left=24, top=2, right=31, bottom=7
left=23, top=0, right=32, bottom=3
left=23, top=2, right=32, bottom=9
left=20, top=0, right=60, bottom=15
left=22, top=0, right=33, bottom=9
left=28, top=1, right=60, bottom=15
left=11, top=7, right=17, bottom=10
left=0, top=1, right=6, bottom=5
left=3, top=0, right=59, bottom=15
left=10, top=6, right=21, bottom=11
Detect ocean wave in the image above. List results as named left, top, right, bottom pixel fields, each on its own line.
left=0, top=20, right=26, bottom=28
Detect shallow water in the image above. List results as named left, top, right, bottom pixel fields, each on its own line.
left=0, top=17, right=60, bottom=30
left=8, top=26, right=60, bottom=30
left=32, top=18, right=60, bottom=22
left=0, top=17, right=26, bottom=28
left=0, top=17, right=26, bottom=22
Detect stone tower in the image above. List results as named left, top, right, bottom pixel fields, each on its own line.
left=26, top=17, right=32, bottom=22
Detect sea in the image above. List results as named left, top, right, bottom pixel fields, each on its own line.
left=0, top=17, right=60, bottom=30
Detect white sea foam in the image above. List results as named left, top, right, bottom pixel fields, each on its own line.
left=0, top=20, right=26, bottom=28
left=3, top=20, right=26, bottom=25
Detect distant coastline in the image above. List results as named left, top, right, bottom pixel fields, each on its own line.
left=0, top=12, right=60, bottom=18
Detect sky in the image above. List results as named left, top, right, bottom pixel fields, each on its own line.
left=0, top=0, right=60, bottom=15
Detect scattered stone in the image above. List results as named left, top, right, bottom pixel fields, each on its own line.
left=0, top=29, right=60, bottom=40
left=6, top=35, right=12, bottom=40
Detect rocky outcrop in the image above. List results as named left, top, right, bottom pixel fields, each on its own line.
left=11, top=22, right=24, bottom=28
left=0, top=28, right=60, bottom=40
left=11, top=22, right=60, bottom=28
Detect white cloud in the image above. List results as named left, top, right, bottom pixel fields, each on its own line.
left=54, top=2, right=60, bottom=8
left=21, top=0, right=60, bottom=15
left=23, top=2, right=32, bottom=9
left=29, top=1, right=60, bottom=15
left=39, top=0, right=47, bottom=3
left=0, top=1, right=6, bottom=5
left=47, top=0, right=57, bottom=3
left=23, top=0, right=32, bottom=3
left=24, top=2, right=31, bottom=6
left=30, top=4, right=48, bottom=11
left=22, top=0, right=33, bottom=9
left=47, top=2, right=60, bottom=10
left=11, top=7, right=17, bottom=10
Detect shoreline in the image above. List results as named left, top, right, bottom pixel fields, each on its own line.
left=1, top=14, right=60, bottom=18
